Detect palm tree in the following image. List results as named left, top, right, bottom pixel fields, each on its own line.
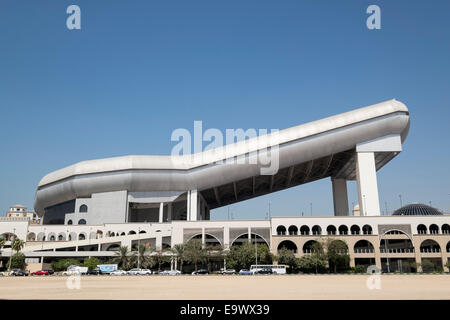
left=11, top=238, right=24, bottom=253
left=152, top=249, right=170, bottom=272
left=184, top=239, right=207, bottom=271
left=170, top=244, right=186, bottom=273
left=136, top=244, right=154, bottom=269
left=113, top=246, right=131, bottom=270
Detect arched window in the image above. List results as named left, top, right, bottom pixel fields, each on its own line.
left=276, top=225, right=287, bottom=236
left=78, top=233, right=86, bottom=240
left=288, top=225, right=298, bottom=235
left=354, top=240, right=374, bottom=253
left=420, top=239, right=440, bottom=253
left=350, top=225, right=360, bottom=235
left=78, top=219, right=87, bottom=225
left=338, top=225, right=348, bottom=235
left=442, top=224, right=450, bottom=235
left=327, top=225, right=337, bottom=235
left=303, top=240, right=322, bottom=254
left=312, top=225, right=322, bottom=235
left=300, top=225, right=310, bottom=235
left=277, top=240, right=298, bottom=253
left=429, top=224, right=439, bottom=235
left=67, top=220, right=73, bottom=225
left=417, top=224, right=427, bottom=234
left=79, top=204, right=88, bottom=213
left=362, top=225, right=372, bottom=235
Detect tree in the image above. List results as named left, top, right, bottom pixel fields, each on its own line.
left=0, top=237, right=4, bottom=257
left=324, top=239, right=350, bottom=273
left=8, top=252, right=26, bottom=270
left=421, top=259, right=435, bottom=273
left=184, top=239, right=207, bottom=271
left=113, top=246, right=132, bottom=270
left=297, top=255, right=327, bottom=274
left=226, top=242, right=273, bottom=271
left=276, top=248, right=298, bottom=273
left=205, top=244, right=225, bottom=272
left=170, top=244, right=187, bottom=273
left=151, top=249, right=170, bottom=272
left=51, top=258, right=81, bottom=272
left=83, top=257, right=100, bottom=271
left=135, top=244, right=154, bottom=269
left=11, top=238, right=24, bottom=253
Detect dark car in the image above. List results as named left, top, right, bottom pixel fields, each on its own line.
left=11, top=269, right=28, bottom=276
left=88, top=268, right=101, bottom=275
left=43, top=269, right=54, bottom=275
left=192, top=269, right=209, bottom=275
left=254, top=268, right=273, bottom=275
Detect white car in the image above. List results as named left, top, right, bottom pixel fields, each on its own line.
left=127, top=268, right=152, bottom=275
left=110, top=270, right=127, bottom=276
left=160, top=270, right=181, bottom=275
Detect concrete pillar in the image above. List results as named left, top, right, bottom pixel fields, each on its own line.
left=188, top=190, right=198, bottom=221
left=168, top=203, right=172, bottom=222
left=201, top=227, right=205, bottom=246
left=356, top=152, right=381, bottom=216
left=349, top=256, right=355, bottom=268
left=156, top=236, right=162, bottom=250
left=332, top=178, right=349, bottom=216
left=248, top=227, right=251, bottom=242
left=224, top=226, right=230, bottom=249
left=159, top=202, right=164, bottom=223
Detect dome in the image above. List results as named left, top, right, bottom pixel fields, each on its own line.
left=393, top=203, right=442, bottom=216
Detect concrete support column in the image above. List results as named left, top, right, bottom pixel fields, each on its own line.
left=356, top=152, right=381, bottom=216
left=201, top=227, right=205, bottom=247
left=224, top=226, right=230, bottom=249
left=156, top=236, right=162, bottom=251
left=248, top=227, right=252, bottom=242
left=332, top=178, right=349, bottom=216
left=349, top=256, right=355, bottom=268
left=159, top=202, right=164, bottom=223
left=167, top=203, right=172, bottom=222
left=188, top=190, right=198, bottom=221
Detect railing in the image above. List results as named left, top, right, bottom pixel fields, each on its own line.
left=380, top=248, right=415, bottom=253
left=354, top=248, right=374, bottom=253
left=420, top=248, right=441, bottom=253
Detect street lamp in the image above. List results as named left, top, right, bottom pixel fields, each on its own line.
left=399, top=194, right=403, bottom=207
left=137, top=227, right=141, bottom=269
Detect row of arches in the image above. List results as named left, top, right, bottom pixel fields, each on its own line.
left=417, top=224, right=450, bottom=235
left=277, top=239, right=450, bottom=254
left=186, top=232, right=270, bottom=248
left=26, top=229, right=149, bottom=242
left=277, top=224, right=373, bottom=236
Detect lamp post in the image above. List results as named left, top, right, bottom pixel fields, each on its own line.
left=137, top=227, right=141, bottom=269
left=8, top=228, right=16, bottom=271
left=399, top=194, right=403, bottom=207
left=310, top=202, right=312, bottom=216
left=254, top=233, right=258, bottom=269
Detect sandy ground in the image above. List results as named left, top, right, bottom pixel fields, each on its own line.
left=0, top=274, right=449, bottom=300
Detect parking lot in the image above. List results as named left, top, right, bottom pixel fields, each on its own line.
left=1, top=274, right=450, bottom=300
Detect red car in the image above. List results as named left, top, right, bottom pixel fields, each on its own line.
left=31, top=270, right=49, bottom=276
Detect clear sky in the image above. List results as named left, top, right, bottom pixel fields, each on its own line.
left=0, top=0, right=449, bottom=219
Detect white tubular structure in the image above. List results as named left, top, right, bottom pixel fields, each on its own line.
left=34, top=99, right=410, bottom=222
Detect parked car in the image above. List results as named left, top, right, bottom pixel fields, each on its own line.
left=192, top=269, right=209, bottom=275
left=160, top=269, right=181, bottom=275
left=219, top=268, right=236, bottom=275
left=11, top=269, right=28, bottom=276
left=254, top=268, right=273, bottom=275
left=31, top=270, right=49, bottom=276
left=43, top=269, right=54, bottom=275
left=127, top=268, right=152, bottom=275
left=88, top=268, right=102, bottom=275
left=238, top=269, right=252, bottom=275
left=110, top=269, right=127, bottom=276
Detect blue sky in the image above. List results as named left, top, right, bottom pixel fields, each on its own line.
left=0, top=0, right=449, bottom=219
